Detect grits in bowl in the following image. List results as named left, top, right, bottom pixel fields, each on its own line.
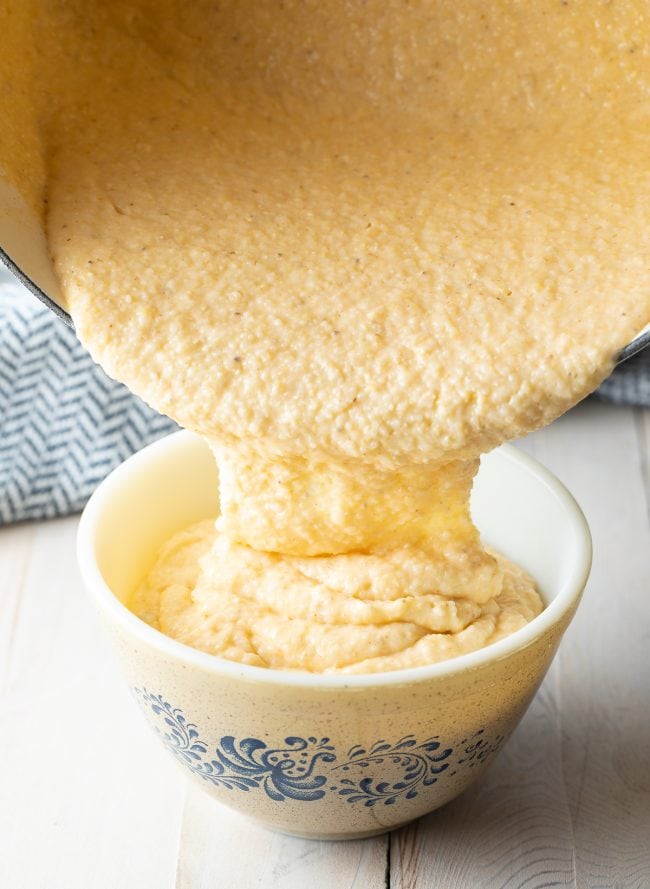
left=78, top=432, right=591, bottom=838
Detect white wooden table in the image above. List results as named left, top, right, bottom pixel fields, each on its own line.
left=1, top=400, right=649, bottom=889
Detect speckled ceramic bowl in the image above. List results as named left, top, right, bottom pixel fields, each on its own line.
left=77, top=430, right=591, bottom=840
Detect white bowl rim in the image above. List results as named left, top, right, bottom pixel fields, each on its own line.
left=77, top=430, right=592, bottom=689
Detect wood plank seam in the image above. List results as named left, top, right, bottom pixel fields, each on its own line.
left=385, top=832, right=391, bottom=889
left=633, top=408, right=650, bottom=525
left=0, top=524, right=34, bottom=695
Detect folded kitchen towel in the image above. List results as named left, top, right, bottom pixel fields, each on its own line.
left=592, top=346, right=650, bottom=408
left=0, top=276, right=176, bottom=524
left=0, top=272, right=648, bottom=524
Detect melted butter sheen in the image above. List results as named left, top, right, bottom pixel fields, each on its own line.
left=11, top=1, right=650, bottom=671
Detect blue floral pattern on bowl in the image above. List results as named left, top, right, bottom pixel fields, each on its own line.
left=134, top=687, right=504, bottom=806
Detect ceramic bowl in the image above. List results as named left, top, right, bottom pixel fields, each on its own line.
left=77, top=431, right=591, bottom=840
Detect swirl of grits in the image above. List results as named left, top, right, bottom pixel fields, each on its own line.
left=5, top=1, right=650, bottom=670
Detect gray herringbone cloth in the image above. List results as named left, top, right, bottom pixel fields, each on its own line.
left=0, top=276, right=176, bottom=524
left=593, top=348, right=650, bottom=408
left=1, top=272, right=648, bottom=523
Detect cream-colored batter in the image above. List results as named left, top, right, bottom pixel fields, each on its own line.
left=133, top=519, right=541, bottom=673
left=3, top=1, right=650, bottom=671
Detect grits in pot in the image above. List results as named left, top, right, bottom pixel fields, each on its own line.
left=2, top=1, right=649, bottom=672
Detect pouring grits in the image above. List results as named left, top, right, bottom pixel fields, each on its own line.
left=2, top=1, right=650, bottom=672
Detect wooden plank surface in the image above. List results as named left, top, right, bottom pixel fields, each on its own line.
left=521, top=402, right=650, bottom=889
left=1, top=401, right=649, bottom=888
left=0, top=517, right=186, bottom=889
left=175, top=785, right=388, bottom=889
